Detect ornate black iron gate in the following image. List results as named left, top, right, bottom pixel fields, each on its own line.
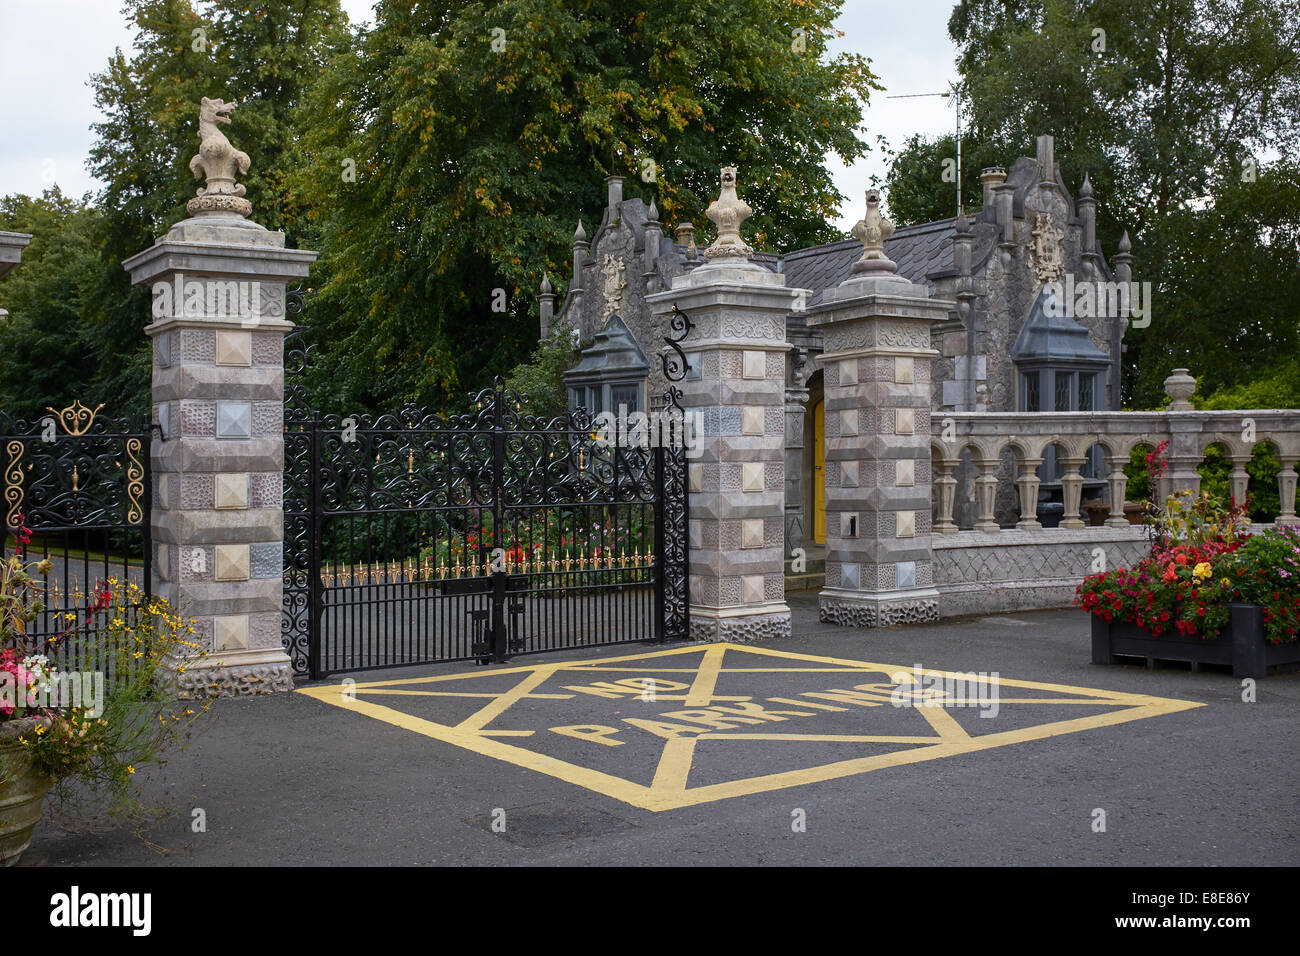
left=1, top=402, right=152, bottom=671
left=283, top=328, right=690, bottom=680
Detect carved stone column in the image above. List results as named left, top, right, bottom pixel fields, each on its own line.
left=1228, top=457, right=1251, bottom=510
left=974, top=461, right=1000, bottom=532
left=806, top=190, right=953, bottom=627
left=1278, top=459, right=1298, bottom=526
left=1164, top=372, right=1204, bottom=497
left=1016, top=457, right=1044, bottom=530
left=122, top=98, right=317, bottom=695
left=1104, top=457, right=1130, bottom=527
left=933, top=461, right=959, bottom=534
left=646, top=167, right=807, bottom=642
left=1059, top=457, right=1087, bottom=529
left=783, top=382, right=810, bottom=555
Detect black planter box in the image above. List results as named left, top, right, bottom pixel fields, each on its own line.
left=1091, top=603, right=1300, bottom=679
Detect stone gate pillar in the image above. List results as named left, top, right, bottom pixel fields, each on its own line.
left=806, top=190, right=953, bottom=627
left=123, top=98, right=316, bottom=695
left=647, top=167, right=807, bottom=642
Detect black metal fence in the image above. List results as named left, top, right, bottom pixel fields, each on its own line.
left=1, top=402, right=152, bottom=675
left=283, top=340, right=690, bottom=679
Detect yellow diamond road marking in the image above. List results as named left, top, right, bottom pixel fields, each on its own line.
left=297, top=643, right=1203, bottom=811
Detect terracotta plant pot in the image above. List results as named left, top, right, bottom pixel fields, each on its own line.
left=1122, top=501, right=1148, bottom=526
left=0, top=717, right=54, bottom=866
left=1083, top=502, right=1109, bottom=527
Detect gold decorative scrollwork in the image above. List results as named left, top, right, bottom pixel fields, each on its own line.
left=125, top=438, right=144, bottom=525
left=44, top=399, right=105, bottom=437
left=4, top=439, right=22, bottom=528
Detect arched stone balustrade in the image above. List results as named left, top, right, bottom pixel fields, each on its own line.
left=929, top=412, right=1300, bottom=533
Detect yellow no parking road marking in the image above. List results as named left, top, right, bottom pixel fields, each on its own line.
left=297, top=643, right=1203, bottom=811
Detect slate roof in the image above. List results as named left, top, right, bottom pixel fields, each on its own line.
left=1011, top=286, right=1111, bottom=364
left=775, top=219, right=959, bottom=306
left=563, top=313, right=648, bottom=384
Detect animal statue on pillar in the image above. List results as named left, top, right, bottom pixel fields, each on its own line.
left=187, top=97, right=253, bottom=217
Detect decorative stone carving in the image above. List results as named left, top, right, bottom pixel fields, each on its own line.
left=1028, top=210, right=1065, bottom=283
left=721, top=314, right=780, bottom=340
left=850, top=189, right=895, bottom=271
left=819, top=599, right=939, bottom=627
left=704, top=166, right=754, bottom=259
left=174, top=662, right=294, bottom=697
left=790, top=347, right=813, bottom=388
left=601, top=254, right=626, bottom=320
left=187, top=97, right=253, bottom=218
left=690, top=612, right=792, bottom=643
left=823, top=320, right=930, bottom=353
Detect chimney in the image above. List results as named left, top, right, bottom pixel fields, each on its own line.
left=953, top=213, right=974, bottom=278
left=676, top=222, right=697, bottom=257
left=994, top=181, right=1015, bottom=244
left=1036, top=134, right=1055, bottom=186
left=605, top=175, right=624, bottom=221
left=979, top=167, right=1007, bottom=211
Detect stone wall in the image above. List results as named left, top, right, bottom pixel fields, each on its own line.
left=933, top=526, right=1149, bottom=617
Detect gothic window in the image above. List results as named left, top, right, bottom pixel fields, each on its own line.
left=1023, top=372, right=1041, bottom=412
left=1054, top=372, right=1072, bottom=412
left=611, top=385, right=641, bottom=414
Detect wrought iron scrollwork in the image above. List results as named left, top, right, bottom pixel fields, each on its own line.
left=661, top=304, right=695, bottom=382
left=282, top=295, right=695, bottom=676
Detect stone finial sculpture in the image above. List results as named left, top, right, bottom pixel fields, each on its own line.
left=1164, top=368, right=1197, bottom=410
left=187, top=97, right=252, bottom=217
left=850, top=189, right=897, bottom=274
left=1029, top=210, right=1065, bottom=283
left=704, top=166, right=754, bottom=259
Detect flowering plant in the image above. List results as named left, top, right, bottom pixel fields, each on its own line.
left=419, top=507, right=651, bottom=571
left=1, top=515, right=210, bottom=820
left=1077, top=497, right=1300, bottom=644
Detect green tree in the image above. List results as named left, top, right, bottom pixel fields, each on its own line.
left=77, top=0, right=349, bottom=415
left=942, top=0, right=1300, bottom=406
left=295, top=0, right=880, bottom=412
left=880, top=131, right=1009, bottom=226
left=0, top=191, right=104, bottom=419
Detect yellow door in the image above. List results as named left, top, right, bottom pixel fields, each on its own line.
left=812, top=399, right=825, bottom=543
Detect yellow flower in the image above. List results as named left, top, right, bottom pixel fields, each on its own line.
left=127, top=766, right=135, bottom=774
left=1193, top=562, right=1212, bottom=580
left=1221, top=578, right=1232, bottom=587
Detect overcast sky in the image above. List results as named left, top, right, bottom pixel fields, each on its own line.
left=0, top=0, right=962, bottom=231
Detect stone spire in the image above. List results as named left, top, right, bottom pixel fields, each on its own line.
left=539, top=273, right=557, bottom=339
left=850, top=189, right=897, bottom=274
left=187, top=97, right=252, bottom=218
left=571, top=220, right=588, bottom=293
left=704, top=166, right=754, bottom=259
